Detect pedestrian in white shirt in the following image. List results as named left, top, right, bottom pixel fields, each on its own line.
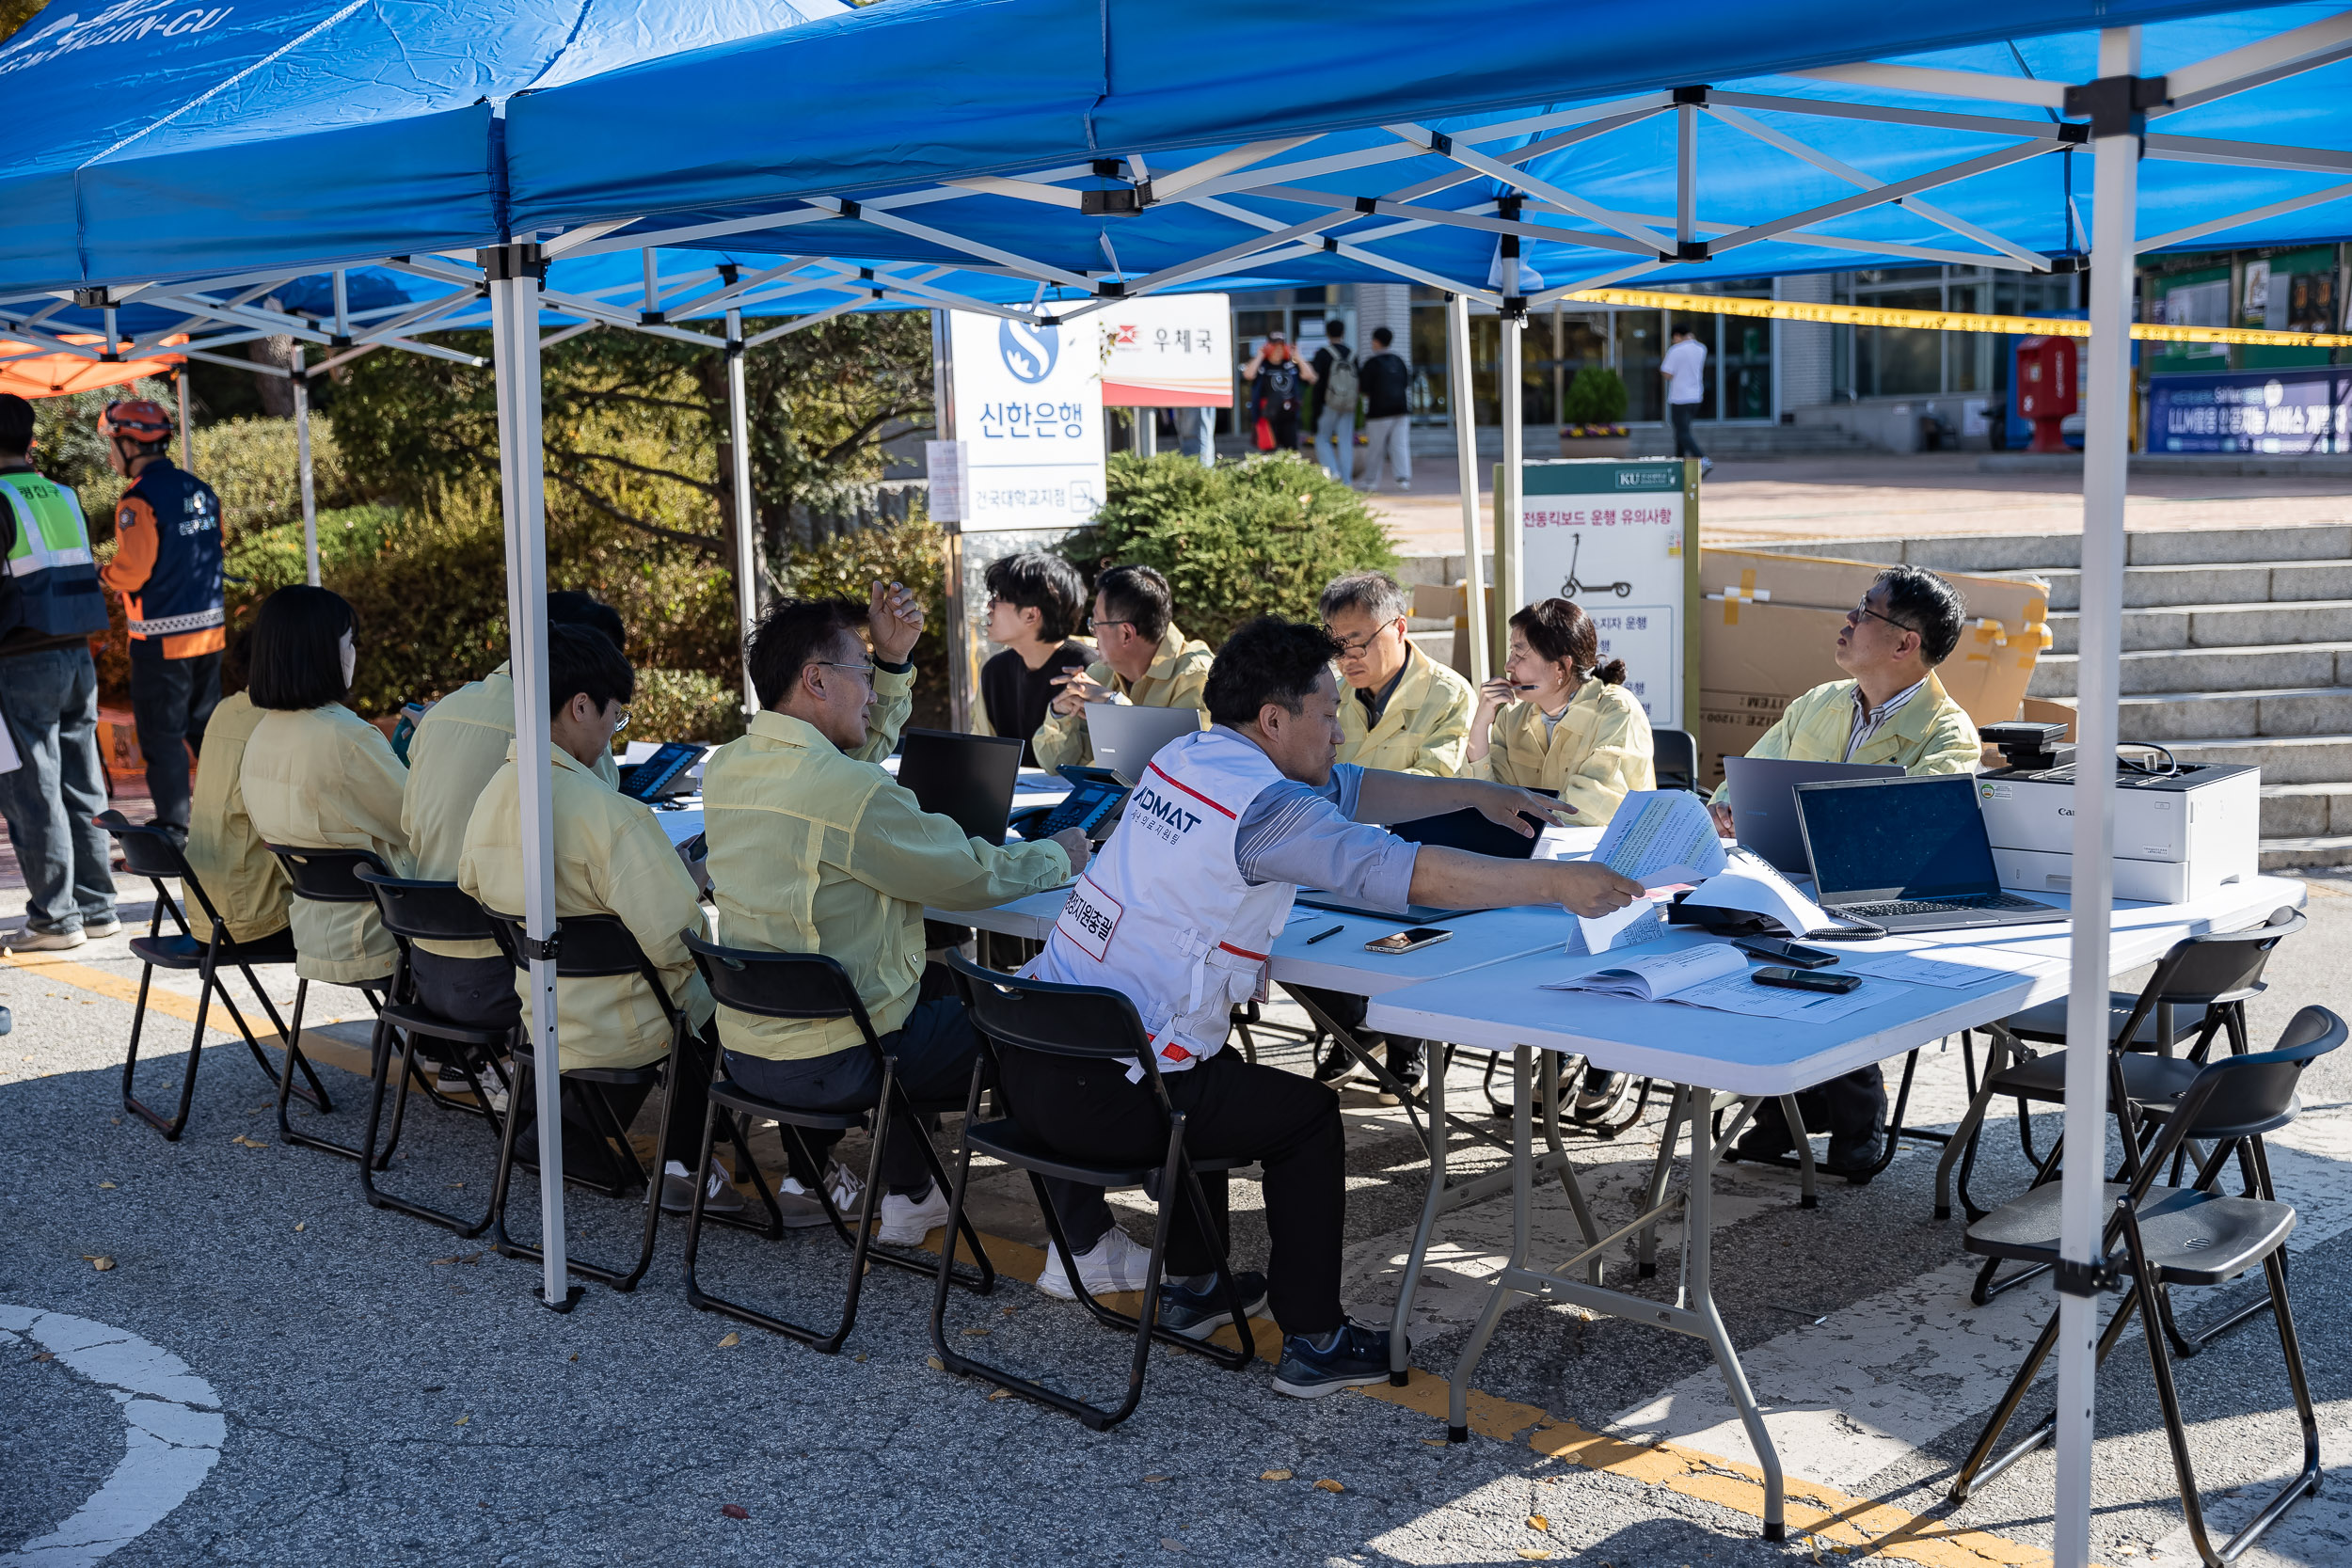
left=1660, top=325, right=1712, bottom=475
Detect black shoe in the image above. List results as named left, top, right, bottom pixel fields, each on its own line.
left=1730, top=1127, right=1793, bottom=1164
left=1156, top=1272, right=1267, bottom=1339
left=1822, top=1134, right=1884, bottom=1184
left=1273, top=1321, right=1397, bottom=1399
left=1311, top=1041, right=1357, bottom=1084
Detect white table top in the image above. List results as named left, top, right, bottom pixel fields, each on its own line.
left=634, top=761, right=1071, bottom=852
left=1364, top=875, right=2306, bottom=1098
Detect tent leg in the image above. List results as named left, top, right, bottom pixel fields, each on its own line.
left=173, top=370, right=193, bottom=475
left=1446, top=293, right=1489, bottom=685
left=725, top=307, right=759, bottom=723
left=293, top=346, right=317, bottom=587
left=2054, top=25, right=2142, bottom=1568
left=485, top=242, right=574, bottom=1311
left=1499, top=301, right=1525, bottom=623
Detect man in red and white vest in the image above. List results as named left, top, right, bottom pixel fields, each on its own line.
left=1013, top=616, right=1642, bottom=1399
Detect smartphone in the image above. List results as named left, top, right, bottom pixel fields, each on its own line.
left=1753, top=966, right=1862, bottom=994
left=1364, top=926, right=1453, bottom=956
left=1733, top=937, right=1839, bottom=970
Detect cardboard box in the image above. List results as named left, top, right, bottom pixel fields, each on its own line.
left=1410, top=579, right=1503, bottom=680
left=1694, top=548, right=2051, bottom=788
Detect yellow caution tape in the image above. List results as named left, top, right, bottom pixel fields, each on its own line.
left=1559, top=287, right=2352, bottom=349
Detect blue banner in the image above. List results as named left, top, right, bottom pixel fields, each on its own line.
left=2147, top=367, right=2352, bottom=456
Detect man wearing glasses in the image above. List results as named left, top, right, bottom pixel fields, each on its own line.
left=1031, top=563, right=1214, bottom=770
left=1704, top=564, right=1980, bottom=1178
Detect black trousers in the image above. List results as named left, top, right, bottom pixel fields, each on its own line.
left=1291, top=984, right=1424, bottom=1078
left=997, top=1045, right=1345, bottom=1338
left=1669, top=403, right=1707, bottom=459
left=128, top=643, right=219, bottom=834
left=409, top=949, right=713, bottom=1180
left=1746, top=1063, right=1884, bottom=1158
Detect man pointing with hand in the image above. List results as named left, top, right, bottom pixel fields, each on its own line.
left=1001, top=616, right=1640, bottom=1401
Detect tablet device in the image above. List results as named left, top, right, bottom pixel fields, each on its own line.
left=618, top=740, right=707, bottom=802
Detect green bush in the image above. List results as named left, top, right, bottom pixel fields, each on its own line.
left=223, top=503, right=401, bottom=596
left=1060, top=452, right=1397, bottom=646
left=630, top=668, right=747, bottom=743
left=772, top=512, right=951, bottom=716
left=1562, top=366, right=1629, bottom=427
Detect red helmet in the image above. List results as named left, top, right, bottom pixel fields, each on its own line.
left=98, top=399, right=174, bottom=443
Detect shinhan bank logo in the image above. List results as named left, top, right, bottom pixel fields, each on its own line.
left=999, top=321, right=1060, bottom=384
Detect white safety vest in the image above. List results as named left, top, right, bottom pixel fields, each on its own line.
left=1027, top=727, right=1297, bottom=1073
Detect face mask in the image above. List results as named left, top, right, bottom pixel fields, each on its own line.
left=338, top=630, right=357, bottom=689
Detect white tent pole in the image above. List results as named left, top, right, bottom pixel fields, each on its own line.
left=1446, top=292, right=1489, bottom=683
left=173, top=369, right=193, bottom=473
left=1499, top=273, right=1527, bottom=626
left=2055, top=25, right=2141, bottom=1568
left=485, top=242, right=574, bottom=1309
left=725, top=305, right=759, bottom=721
left=293, top=344, right=318, bottom=586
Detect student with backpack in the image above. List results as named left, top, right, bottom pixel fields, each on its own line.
left=1310, top=320, right=1359, bottom=483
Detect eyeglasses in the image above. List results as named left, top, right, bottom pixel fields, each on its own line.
left=1085, top=615, right=1133, bottom=633
left=1327, top=617, right=1402, bottom=657
left=1849, top=598, right=1917, bottom=638
left=814, top=659, right=876, bottom=687
left=612, top=707, right=631, bottom=732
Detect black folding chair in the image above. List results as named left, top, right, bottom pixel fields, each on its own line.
left=934, top=950, right=1258, bottom=1431
left=260, top=842, right=402, bottom=1162
left=1652, top=726, right=1701, bottom=794
left=678, top=932, right=988, bottom=1352
left=351, top=870, right=517, bottom=1235
left=95, top=810, right=319, bottom=1139
left=482, top=911, right=697, bottom=1291
left=1938, top=910, right=2303, bottom=1307
left=1947, top=1006, right=2339, bottom=1568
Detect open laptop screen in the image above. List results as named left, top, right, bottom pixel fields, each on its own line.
left=1796, top=773, right=2000, bottom=902
left=897, top=728, right=1025, bottom=846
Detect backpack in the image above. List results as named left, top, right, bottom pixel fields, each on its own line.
left=1323, top=347, right=1359, bottom=414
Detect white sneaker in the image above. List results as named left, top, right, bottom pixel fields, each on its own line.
left=1035, top=1225, right=1155, bottom=1301
left=875, top=1180, right=951, bottom=1245
left=4, top=927, right=87, bottom=953
left=83, top=917, right=123, bottom=940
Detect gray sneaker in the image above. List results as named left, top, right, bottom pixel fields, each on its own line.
left=4, top=927, right=86, bottom=953
left=660, top=1163, right=748, bottom=1215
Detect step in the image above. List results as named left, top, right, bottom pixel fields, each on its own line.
left=1744, top=524, right=2352, bottom=575
left=2260, top=784, right=2352, bottom=839
left=2167, top=733, right=2352, bottom=785
left=2017, top=561, right=2352, bottom=612
left=2261, top=834, right=2352, bottom=870
left=2094, top=689, right=2352, bottom=744
left=2029, top=644, right=2352, bottom=698
left=2046, top=599, right=2352, bottom=655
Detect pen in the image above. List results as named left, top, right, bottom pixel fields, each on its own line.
left=1304, top=924, right=1345, bottom=945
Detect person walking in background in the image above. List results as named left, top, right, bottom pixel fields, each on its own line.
left=0, top=392, right=119, bottom=952
left=1309, top=319, right=1359, bottom=483
left=1357, top=326, right=1413, bottom=492
left=1661, top=324, right=1712, bottom=475
left=94, top=397, right=225, bottom=844
left=1240, top=331, right=1314, bottom=453
left=974, top=551, right=1094, bottom=765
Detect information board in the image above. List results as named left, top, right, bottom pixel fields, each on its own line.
left=946, top=311, right=1106, bottom=532
left=1517, top=458, right=1701, bottom=730
left=2147, top=366, right=2352, bottom=455
left=1093, top=293, right=1232, bottom=407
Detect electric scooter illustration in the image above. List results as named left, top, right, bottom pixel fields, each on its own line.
left=1561, top=532, right=1633, bottom=597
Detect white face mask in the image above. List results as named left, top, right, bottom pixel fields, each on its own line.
left=338, top=629, right=357, bottom=690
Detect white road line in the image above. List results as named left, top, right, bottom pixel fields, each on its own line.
left=0, top=1307, right=224, bottom=1568
left=1603, top=1116, right=2352, bottom=1492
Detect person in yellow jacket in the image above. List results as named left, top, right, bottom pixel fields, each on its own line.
left=1709, top=564, right=1980, bottom=1180
left=1030, top=563, right=1212, bottom=769
left=458, top=624, right=729, bottom=1208
left=239, top=587, right=411, bottom=990
left=1465, top=598, right=1657, bottom=823
left=184, top=689, right=294, bottom=948
left=1303, top=568, right=1477, bottom=1098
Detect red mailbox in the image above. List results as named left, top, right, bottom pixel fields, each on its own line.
left=2015, top=335, right=2078, bottom=452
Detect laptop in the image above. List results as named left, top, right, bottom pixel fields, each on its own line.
left=1722, top=755, right=1902, bottom=873
left=895, top=728, right=1025, bottom=846
left=1388, top=806, right=1548, bottom=861
left=1793, top=773, right=2065, bottom=932
left=1087, top=702, right=1205, bottom=785
left=617, top=740, right=707, bottom=803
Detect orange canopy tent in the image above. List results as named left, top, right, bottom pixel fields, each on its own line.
left=0, top=334, right=185, bottom=398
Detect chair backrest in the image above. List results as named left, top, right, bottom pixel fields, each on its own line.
left=262, top=842, right=390, bottom=905
left=354, top=869, right=496, bottom=945
left=93, top=808, right=225, bottom=937
left=1653, top=727, right=1700, bottom=794
left=680, top=931, right=883, bottom=1048
left=943, top=949, right=1155, bottom=1067
left=2138, top=1005, right=2345, bottom=1178
left=2115, top=908, right=2306, bottom=1049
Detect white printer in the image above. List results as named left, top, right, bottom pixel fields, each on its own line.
left=1975, top=723, right=2259, bottom=905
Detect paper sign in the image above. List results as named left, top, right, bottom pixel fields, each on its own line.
left=1094, top=294, right=1232, bottom=407
left=924, top=440, right=966, bottom=524
left=1520, top=460, right=1693, bottom=728
left=947, top=311, right=1105, bottom=532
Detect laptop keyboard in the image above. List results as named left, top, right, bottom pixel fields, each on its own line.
left=1845, top=892, right=2047, bottom=918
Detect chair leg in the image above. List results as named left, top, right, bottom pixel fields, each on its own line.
left=1950, top=1275, right=2149, bottom=1504
left=358, top=1026, right=495, bottom=1238
left=120, top=958, right=205, bottom=1139
left=273, top=980, right=370, bottom=1163
left=1936, top=1075, right=2001, bottom=1222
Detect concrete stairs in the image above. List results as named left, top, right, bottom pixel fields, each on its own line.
left=1759, top=523, right=2352, bottom=870
left=1629, top=422, right=1881, bottom=459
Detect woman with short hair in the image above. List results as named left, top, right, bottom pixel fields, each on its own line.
left=239, top=586, right=413, bottom=987
left=1464, top=597, right=1656, bottom=825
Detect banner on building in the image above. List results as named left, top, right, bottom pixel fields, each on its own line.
left=946, top=311, right=1106, bottom=532
left=2147, top=366, right=2352, bottom=455
left=1092, top=293, right=1232, bottom=407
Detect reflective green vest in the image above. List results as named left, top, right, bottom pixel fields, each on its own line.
left=1, top=468, right=110, bottom=640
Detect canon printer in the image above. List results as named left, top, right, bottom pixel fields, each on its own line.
left=1975, top=721, right=2258, bottom=904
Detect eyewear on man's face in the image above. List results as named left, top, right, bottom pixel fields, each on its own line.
left=1849, top=598, right=1916, bottom=638
left=1327, top=617, right=1401, bottom=657
left=815, top=659, right=876, bottom=689
left=1086, top=614, right=1133, bottom=635
left=612, top=706, right=631, bottom=733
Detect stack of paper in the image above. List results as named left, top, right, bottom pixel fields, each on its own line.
left=1567, top=792, right=1726, bottom=955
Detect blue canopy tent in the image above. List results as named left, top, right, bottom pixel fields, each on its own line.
left=492, top=6, right=2352, bottom=1560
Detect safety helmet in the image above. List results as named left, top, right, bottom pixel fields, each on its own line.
left=98, top=398, right=174, bottom=443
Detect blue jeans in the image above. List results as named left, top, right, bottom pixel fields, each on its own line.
left=0, top=645, right=118, bottom=935
left=1312, top=405, right=1355, bottom=483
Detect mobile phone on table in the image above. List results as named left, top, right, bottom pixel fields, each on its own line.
left=1364, top=926, right=1453, bottom=956
left=1752, top=966, right=1862, bottom=994
left=1732, top=937, right=1839, bottom=970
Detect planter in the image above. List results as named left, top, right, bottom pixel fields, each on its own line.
left=1558, top=428, right=1629, bottom=459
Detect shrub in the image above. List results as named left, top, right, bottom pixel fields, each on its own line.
left=630, top=668, right=747, bottom=743
left=771, top=510, right=950, bottom=717
left=1059, top=451, right=1397, bottom=646
left=1562, top=366, right=1629, bottom=428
